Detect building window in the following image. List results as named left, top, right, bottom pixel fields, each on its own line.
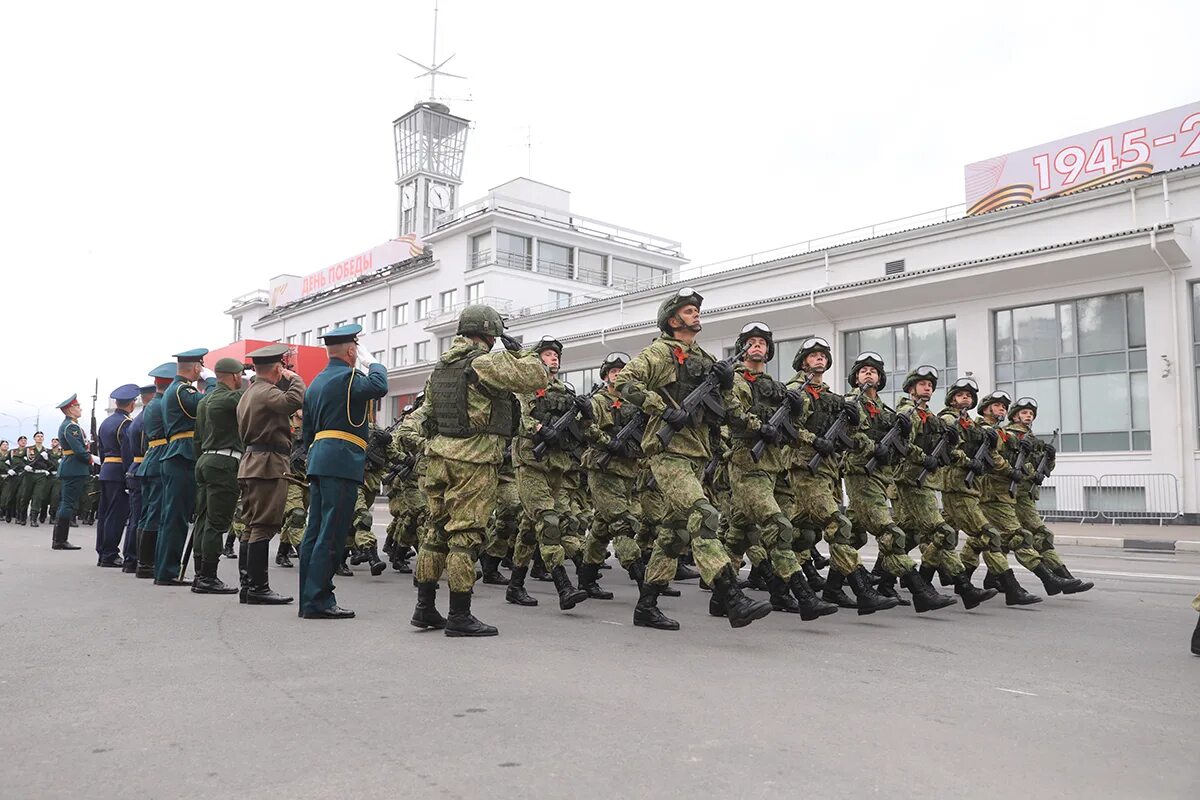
left=285, top=334, right=296, bottom=345
left=471, top=233, right=492, bottom=269
left=371, top=350, right=385, bottom=364
left=844, top=317, right=958, bottom=410
left=393, top=303, right=408, bottom=326
left=994, top=291, right=1148, bottom=452
left=233, top=317, right=242, bottom=340
left=549, top=290, right=571, bottom=309
left=496, top=232, right=532, bottom=270
left=578, top=251, right=608, bottom=286
left=414, top=340, right=429, bottom=363
left=372, top=309, right=386, bottom=331
left=611, top=259, right=669, bottom=291
left=391, top=393, right=418, bottom=421
left=438, top=335, right=454, bottom=355
left=352, top=314, right=366, bottom=329
left=392, top=346, right=407, bottom=367
left=466, top=281, right=483, bottom=303
left=440, top=289, right=458, bottom=312
left=335, top=320, right=346, bottom=329
left=415, top=297, right=431, bottom=320
left=300, top=330, right=311, bottom=346
left=537, top=241, right=573, bottom=279
left=317, top=325, right=328, bottom=339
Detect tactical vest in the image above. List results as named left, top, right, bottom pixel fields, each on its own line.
left=953, top=413, right=985, bottom=455
left=658, top=345, right=716, bottom=422
left=734, top=372, right=785, bottom=440
left=803, top=386, right=844, bottom=436
left=428, top=352, right=516, bottom=439
left=859, top=396, right=896, bottom=444
left=995, top=426, right=1021, bottom=464
left=601, top=395, right=638, bottom=433
left=909, top=407, right=942, bottom=454
left=531, top=385, right=575, bottom=426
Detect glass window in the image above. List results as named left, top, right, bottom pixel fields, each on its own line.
left=578, top=251, right=608, bottom=286
left=438, top=335, right=453, bottom=355
left=415, top=297, right=430, bottom=320
left=466, top=282, right=483, bottom=303
left=414, top=341, right=429, bottom=363
left=496, top=232, right=532, bottom=270
left=300, top=330, right=311, bottom=345
left=392, top=346, right=407, bottom=367
left=995, top=291, right=1148, bottom=451
left=371, top=350, right=385, bottom=364
left=352, top=315, right=365, bottom=329
left=233, top=318, right=242, bottom=340
left=560, top=367, right=601, bottom=394
left=538, top=242, right=573, bottom=279
left=285, top=334, right=296, bottom=345
left=393, top=303, right=408, bottom=326
left=372, top=309, right=386, bottom=331
left=317, top=325, right=328, bottom=339
left=440, top=289, right=457, bottom=312
left=335, top=320, right=346, bottom=329
left=610, top=259, right=669, bottom=291
left=549, top=290, right=571, bottom=309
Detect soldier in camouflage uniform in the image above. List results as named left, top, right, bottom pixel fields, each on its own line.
left=347, top=421, right=390, bottom=576
left=510, top=336, right=591, bottom=611
left=411, top=304, right=548, bottom=637
left=939, top=383, right=1042, bottom=606
left=1005, top=397, right=1092, bottom=594
left=892, top=366, right=996, bottom=609
left=720, top=322, right=837, bottom=621
left=615, top=288, right=772, bottom=630
left=385, top=397, right=428, bottom=575
left=480, top=441, right=517, bottom=584
left=785, top=341, right=897, bottom=615
left=276, top=410, right=308, bottom=568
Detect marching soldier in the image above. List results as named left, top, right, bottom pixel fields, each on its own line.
left=21, top=432, right=54, bottom=528
left=5, top=436, right=28, bottom=523
left=411, top=305, right=548, bottom=636
left=348, top=421, right=391, bottom=576
left=615, top=288, right=772, bottom=630
left=238, top=344, right=306, bottom=605
left=1004, top=397, right=1092, bottom=594
left=300, top=325, right=387, bottom=619
left=191, top=357, right=247, bottom=595
left=51, top=396, right=86, bottom=550
left=134, top=364, right=177, bottom=579
left=276, top=409, right=307, bottom=569
left=387, top=399, right=429, bottom=575
left=96, top=385, right=139, bottom=568
left=120, top=385, right=157, bottom=573
left=721, top=322, right=837, bottom=620
left=0, top=440, right=12, bottom=522
left=155, top=348, right=208, bottom=586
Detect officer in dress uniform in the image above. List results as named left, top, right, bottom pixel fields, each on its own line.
left=120, top=384, right=157, bottom=573
left=298, top=325, right=388, bottom=619
left=134, top=364, right=178, bottom=579
left=96, top=384, right=140, bottom=568
left=154, top=348, right=208, bottom=586
left=51, top=395, right=87, bottom=551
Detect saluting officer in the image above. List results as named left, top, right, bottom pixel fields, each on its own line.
left=51, top=395, right=87, bottom=551
left=155, top=348, right=208, bottom=586
left=96, top=384, right=140, bottom=568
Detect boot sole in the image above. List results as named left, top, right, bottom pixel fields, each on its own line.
left=800, top=605, right=839, bottom=621
left=633, top=618, right=680, bottom=631
left=444, top=628, right=498, bottom=637
left=410, top=619, right=447, bottom=630
left=914, top=598, right=958, bottom=613
left=1061, top=585, right=1094, bottom=593
left=506, top=596, right=539, bottom=607
left=728, top=604, right=772, bottom=628
left=191, top=588, right=239, bottom=595
left=559, top=592, right=589, bottom=610
left=370, top=564, right=387, bottom=576
left=1007, top=596, right=1044, bottom=606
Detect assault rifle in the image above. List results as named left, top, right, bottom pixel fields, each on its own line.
left=655, top=349, right=746, bottom=449
left=384, top=453, right=416, bottom=484
left=806, top=399, right=860, bottom=475
left=703, top=426, right=724, bottom=485
left=863, top=413, right=912, bottom=476
left=1007, top=434, right=1036, bottom=497
left=1031, top=428, right=1059, bottom=486
left=749, top=377, right=811, bottom=463
left=532, top=383, right=603, bottom=461
left=963, top=427, right=998, bottom=490
left=915, top=423, right=959, bottom=487
left=595, top=407, right=647, bottom=469
left=89, top=377, right=99, bottom=476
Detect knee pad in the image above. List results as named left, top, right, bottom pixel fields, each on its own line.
left=793, top=526, right=817, bottom=553
left=936, top=522, right=959, bottom=549
left=767, top=512, right=795, bottom=547
left=661, top=527, right=691, bottom=557
left=537, top=511, right=562, bottom=545
left=687, top=499, right=721, bottom=540
left=286, top=507, right=306, bottom=529
left=519, top=520, right=538, bottom=546
left=1011, top=527, right=1033, bottom=550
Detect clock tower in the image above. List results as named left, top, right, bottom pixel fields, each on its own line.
left=393, top=101, right=469, bottom=238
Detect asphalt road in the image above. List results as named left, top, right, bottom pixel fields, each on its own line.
left=1, top=515, right=1197, bottom=800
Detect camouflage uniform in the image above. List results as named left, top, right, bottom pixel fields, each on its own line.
left=279, top=425, right=308, bottom=551
left=581, top=388, right=643, bottom=571
left=388, top=404, right=429, bottom=559
left=977, top=418, right=1045, bottom=572
left=938, top=406, right=1012, bottom=577
left=892, top=396, right=965, bottom=576
left=483, top=447, right=519, bottom=560
left=844, top=389, right=913, bottom=577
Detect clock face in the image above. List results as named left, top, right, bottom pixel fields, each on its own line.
left=428, top=184, right=450, bottom=210
left=401, top=185, right=416, bottom=210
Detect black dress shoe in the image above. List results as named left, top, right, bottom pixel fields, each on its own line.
left=99, top=555, right=124, bottom=568
left=122, top=563, right=138, bottom=573
left=154, top=578, right=192, bottom=586
left=300, top=605, right=356, bottom=619
left=52, top=541, right=81, bottom=550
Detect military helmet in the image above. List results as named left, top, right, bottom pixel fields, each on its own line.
left=456, top=304, right=506, bottom=338
left=735, top=321, right=775, bottom=362
left=413, top=391, right=425, bottom=410
left=656, top=287, right=704, bottom=333
left=599, top=351, right=630, bottom=378
left=1007, top=395, right=1038, bottom=421
left=944, top=376, right=979, bottom=409
left=793, top=336, right=832, bottom=373
left=847, top=351, right=886, bottom=390
left=903, top=364, right=939, bottom=393
left=534, top=335, right=563, bottom=357
left=978, top=389, right=1012, bottom=414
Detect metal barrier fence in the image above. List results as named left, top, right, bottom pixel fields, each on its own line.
left=1037, top=473, right=1181, bottom=525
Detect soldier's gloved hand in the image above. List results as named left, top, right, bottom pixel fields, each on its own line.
left=1032, top=473, right=1045, bottom=485
left=500, top=334, right=523, bottom=353
left=661, top=407, right=689, bottom=430
left=709, top=360, right=735, bottom=390
left=1045, top=444, right=1056, bottom=457
left=534, top=426, right=559, bottom=446
left=872, top=443, right=892, bottom=464
left=355, top=351, right=373, bottom=373
left=812, top=437, right=836, bottom=456
left=620, top=440, right=642, bottom=459
left=944, top=426, right=960, bottom=445
left=841, top=401, right=861, bottom=425
left=758, top=422, right=783, bottom=444
left=785, top=388, right=806, bottom=413
left=23, top=465, right=32, bottom=472
left=922, top=455, right=940, bottom=471
left=967, top=458, right=986, bottom=475
left=574, top=395, right=594, bottom=421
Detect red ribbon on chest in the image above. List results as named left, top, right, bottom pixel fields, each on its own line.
left=535, top=389, right=546, bottom=399
left=671, top=347, right=688, bottom=364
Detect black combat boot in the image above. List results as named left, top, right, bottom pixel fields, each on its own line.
left=244, top=540, right=293, bottom=605
left=480, top=553, right=509, bottom=585
left=846, top=566, right=900, bottom=616
left=335, top=550, right=354, bottom=577
left=136, top=530, right=156, bottom=578
left=551, top=564, right=589, bottom=610
left=918, top=563, right=937, bottom=584
left=29, top=513, right=39, bottom=528
left=674, top=560, right=701, bottom=581
left=876, top=573, right=912, bottom=607
left=788, top=570, right=839, bottom=621
left=16, top=510, right=26, bottom=525
left=394, top=548, right=413, bottom=574
left=714, top=564, right=772, bottom=628
left=633, top=583, right=679, bottom=630
left=626, top=558, right=646, bottom=588
left=444, top=591, right=498, bottom=637
left=577, top=562, right=613, bottom=599
left=809, top=545, right=830, bottom=570
left=237, top=540, right=250, bottom=603
left=192, top=557, right=238, bottom=595
left=869, top=555, right=887, bottom=585
left=745, top=561, right=770, bottom=591
left=364, top=545, right=387, bottom=576
left=69, top=516, right=78, bottom=527
left=50, top=516, right=81, bottom=550
left=900, top=569, right=958, bottom=613
left=767, top=573, right=801, bottom=613
left=1033, top=563, right=1079, bottom=596
left=350, top=547, right=369, bottom=565
left=410, top=581, right=447, bottom=629
left=1192, top=616, right=1200, bottom=656
left=221, top=532, right=236, bottom=559
left=953, top=571, right=998, bottom=609
left=530, top=551, right=552, bottom=581
left=937, top=567, right=955, bottom=587
left=708, top=586, right=726, bottom=617
left=505, top=565, right=538, bottom=606
left=659, top=582, right=681, bottom=597
left=983, top=570, right=1002, bottom=592
left=275, top=541, right=294, bottom=568
left=998, top=568, right=1043, bottom=606
left=801, top=558, right=826, bottom=591
left=821, top=568, right=858, bottom=609
left=1053, top=565, right=1094, bottom=593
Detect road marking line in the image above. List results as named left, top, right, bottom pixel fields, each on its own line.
left=599, top=620, right=624, bottom=626
left=995, top=687, right=1038, bottom=697
left=1079, top=569, right=1198, bottom=581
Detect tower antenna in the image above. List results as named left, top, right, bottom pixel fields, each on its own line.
left=397, top=1, right=467, bottom=102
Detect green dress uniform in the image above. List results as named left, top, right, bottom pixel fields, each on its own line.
left=0, top=445, right=15, bottom=522
left=52, top=395, right=88, bottom=550
left=155, top=349, right=207, bottom=585
left=135, top=363, right=175, bottom=578
left=21, top=444, right=55, bottom=527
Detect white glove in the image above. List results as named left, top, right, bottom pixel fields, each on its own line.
left=91, top=454, right=101, bottom=465
left=6, top=469, right=13, bottom=476
left=356, top=351, right=373, bottom=373
left=24, top=465, right=32, bottom=472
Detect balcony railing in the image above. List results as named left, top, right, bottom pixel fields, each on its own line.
left=536, top=259, right=572, bottom=280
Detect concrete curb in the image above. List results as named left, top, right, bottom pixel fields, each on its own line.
left=1056, top=534, right=1200, bottom=552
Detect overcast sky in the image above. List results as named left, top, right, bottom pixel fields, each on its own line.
left=2, top=0, right=1198, bottom=440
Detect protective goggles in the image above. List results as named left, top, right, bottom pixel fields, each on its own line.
left=949, top=377, right=979, bottom=393
left=911, top=364, right=939, bottom=381
left=603, top=352, right=631, bottom=366
left=740, top=321, right=772, bottom=336
left=855, top=351, right=884, bottom=364
left=801, top=336, right=831, bottom=351
left=672, top=286, right=703, bottom=305
left=1013, top=396, right=1038, bottom=409
left=536, top=335, right=563, bottom=352
left=984, top=389, right=1012, bottom=405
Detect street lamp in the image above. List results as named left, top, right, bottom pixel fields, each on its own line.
left=0, top=412, right=37, bottom=441
left=14, top=400, right=41, bottom=432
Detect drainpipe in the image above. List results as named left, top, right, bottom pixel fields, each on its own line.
left=1150, top=225, right=1187, bottom=511
left=824, top=251, right=832, bottom=286
left=1130, top=186, right=1137, bottom=227
left=1163, top=175, right=1172, bottom=223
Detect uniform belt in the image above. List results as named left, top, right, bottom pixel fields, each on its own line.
left=33, top=470, right=50, bottom=475
left=244, top=444, right=290, bottom=456
left=133, top=456, right=145, bottom=463
left=103, top=457, right=123, bottom=463
left=63, top=449, right=76, bottom=455
left=168, top=432, right=195, bottom=443
left=148, top=439, right=167, bottom=448
left=314, top=430, right=367, bottom=450
left=203, top=448, right=243, bottom=460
